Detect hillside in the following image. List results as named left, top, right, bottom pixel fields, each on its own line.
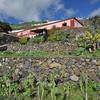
left=11, top=20, right=47, bottom=30
left=82, top=16, right=100, bottom=30
left=0, top=17, right=100, bottom=99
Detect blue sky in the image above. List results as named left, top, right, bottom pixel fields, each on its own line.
left=63, top=0, right=100, bottom=17
left=0, top=0, right=100, bottom=24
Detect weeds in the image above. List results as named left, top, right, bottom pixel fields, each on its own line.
left=0, top=71, right=99, bottom=100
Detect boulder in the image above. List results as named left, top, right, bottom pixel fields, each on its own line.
left=16, top=63, right=24, bottom=68
left=96, top=60, right=100, bottom=66
left=70, top=75, right=79, bottom=82
left=49, top=62, right=62, bottom=68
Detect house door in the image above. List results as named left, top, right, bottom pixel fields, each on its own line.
left=70, top=20, right=75, bottom=27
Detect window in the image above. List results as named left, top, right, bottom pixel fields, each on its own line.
left=52, top=25, right=56, bottom=29
left=62, top=22, right=67, bottom=26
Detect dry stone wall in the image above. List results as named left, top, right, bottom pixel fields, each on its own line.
left=0, top=57, right=100, bottom=82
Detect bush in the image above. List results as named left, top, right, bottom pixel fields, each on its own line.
left=19, top=37, right=29, bottom=45
left=48, top=28, right=70, bottom=42
left=31, top=35, right=45, bottom=43
left=0, top=21, right=12, bottom=33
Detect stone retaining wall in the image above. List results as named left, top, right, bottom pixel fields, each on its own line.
left=0, top=57, right=100, bottom=82
left=7, top=41, right=76, bottom=52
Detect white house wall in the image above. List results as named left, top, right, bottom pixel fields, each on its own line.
left=74, top=20, right=83, bottom=27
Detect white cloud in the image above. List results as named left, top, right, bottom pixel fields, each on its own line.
left=53, top=1, right=65, bottom=12
left=65, top=8, right=78, bottom=17
left=90, top=8, right=100, bottom=16
left=89, top=0, right=100, bottom=4
left=42, top=0, right=65, bottom=19
left=0, top=0, right=77, bottom=22
left=0, top=0, right=64, bottom=21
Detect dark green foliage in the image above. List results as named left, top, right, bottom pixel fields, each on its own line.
left=19, top=37, right=29, bottom=45
left=48, top=28, right=70, bottom=42
left=30, top=35, right=45, bottom=44
left=0, top=21, right=12, bottom=33
left=27, top=28, right=70, bottom=44
left=0, top=34, right=19, bottom=45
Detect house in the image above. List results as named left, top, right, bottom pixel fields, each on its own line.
left=34, top=17, right=83, bottom=30
left=16, top=29, right=37, bottom=38
left=16, top=17, right=83, bottom=38
left=16, top=28, right=47, bottom=38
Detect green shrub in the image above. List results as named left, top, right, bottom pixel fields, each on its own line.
left=19, top=37, right=29, bottom=45
left=31, top=36, right=45, bottom=43
left=48, top=28, right=70, bottom=42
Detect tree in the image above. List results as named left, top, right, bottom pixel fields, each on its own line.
left=0, top=21, right=12, bottom=33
